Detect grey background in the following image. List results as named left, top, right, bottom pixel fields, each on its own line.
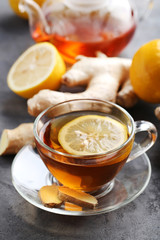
left=0, top=0, right=160, bottom=239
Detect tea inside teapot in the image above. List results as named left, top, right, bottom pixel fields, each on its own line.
left=19, top=0, right=151, bottom=63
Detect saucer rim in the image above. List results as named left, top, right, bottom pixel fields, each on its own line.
left=11, top=145, right=151, bottom=216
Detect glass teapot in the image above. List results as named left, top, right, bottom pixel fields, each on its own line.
left=19, top=0, right=153, bottom=63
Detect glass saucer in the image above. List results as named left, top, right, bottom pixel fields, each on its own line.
left=11, top=145, right=151, bottom=216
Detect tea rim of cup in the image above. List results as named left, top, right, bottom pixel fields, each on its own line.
left=33, top=98, right=135, bottom=159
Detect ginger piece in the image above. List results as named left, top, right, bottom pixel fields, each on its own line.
left=39, top=185, right=62, bottom=208
left=65, top=202, right=82, bottom=211
left=154, top=106, right=160, bottom=120
left=27, top=55, right=134, bottom=117
left=116, top=79, right=138, bottom=108
left=0, top=123, right=35, bottom=155
left=58, top=186, right=98, bottom=209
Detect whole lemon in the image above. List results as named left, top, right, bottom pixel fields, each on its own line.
left=130, top=39, right=160, bottom=103
left=9, top=0, right=45, bottom=19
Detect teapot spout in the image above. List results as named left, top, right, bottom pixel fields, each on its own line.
left=19, top=0, right=50, bottom=39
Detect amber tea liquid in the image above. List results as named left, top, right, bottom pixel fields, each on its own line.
left=32, top=10, right=136, bottom=64
left=37, top=111, right=133, bottom=192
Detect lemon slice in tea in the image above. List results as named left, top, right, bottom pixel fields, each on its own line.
left=58, top=115, right=128, bottom=155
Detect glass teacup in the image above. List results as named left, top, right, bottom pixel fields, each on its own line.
left=33, top=99, right=157, bottom=195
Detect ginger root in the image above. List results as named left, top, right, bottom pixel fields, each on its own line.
left=1, top=55, right=138, bottom=155
left=116, top=79, right=138, bottom=108
left=38, top=185, right=97, bottom=209
left=64, top=202, right=82, bottom=211
left=58, top=186, right=98, bottom=209
left=0, top=123, right=35, bottom=155
left=28, top=55, right=138, bottom=117
left=39, top=185, right=62, bottom=208
left=155, top=106, right=160, bottom=120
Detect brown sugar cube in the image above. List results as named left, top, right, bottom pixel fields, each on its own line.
left=39, top=185, right=62, bottom=208
left=58, top=186, right=98, bottom=209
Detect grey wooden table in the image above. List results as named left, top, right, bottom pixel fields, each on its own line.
left=0, top=1, right=160, bottom=239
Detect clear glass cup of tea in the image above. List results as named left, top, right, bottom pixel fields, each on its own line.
left=33, top=99, right=157, bottom=196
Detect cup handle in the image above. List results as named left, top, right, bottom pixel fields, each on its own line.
left=127, top=120, right=157, bottom=162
